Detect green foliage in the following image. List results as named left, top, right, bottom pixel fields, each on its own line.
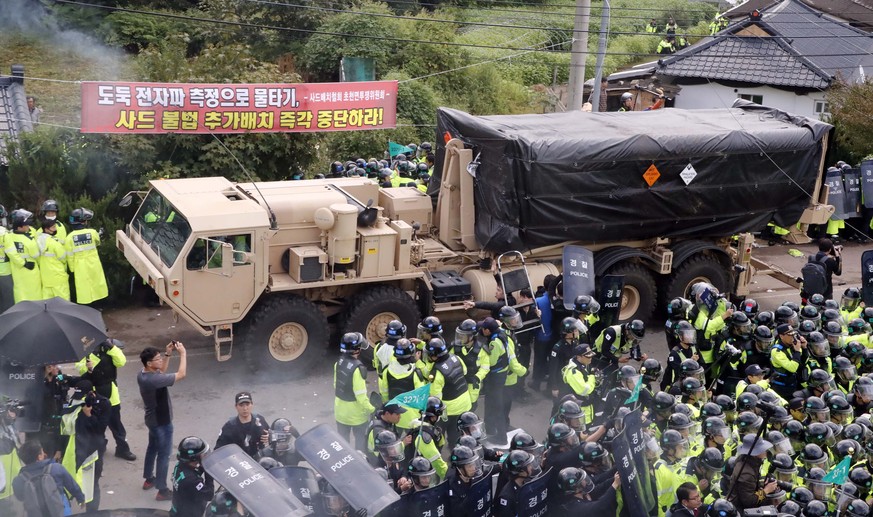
left=825, top=79, right=873, bottom=164
left=1, top=128, right=133, bottom=302
left=98, top=11, right=187, bottom=51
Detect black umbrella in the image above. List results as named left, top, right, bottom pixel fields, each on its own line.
left=0, top=297, right=108, bottom=366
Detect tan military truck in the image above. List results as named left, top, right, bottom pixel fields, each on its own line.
left=117, top=102, right=833, bottom=377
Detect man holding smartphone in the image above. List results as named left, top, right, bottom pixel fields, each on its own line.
left=138, top=341, right=187, bottom=501
left=814, top=238, right=842, bottom=300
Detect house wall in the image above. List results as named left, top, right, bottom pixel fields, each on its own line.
left=672, top=83, right=829, bottom=119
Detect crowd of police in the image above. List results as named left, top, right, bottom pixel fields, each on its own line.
left=0, top=200, right=109, bottom=313
left=313, top=142, right=435, bottom=193
left=324, top=269, right=873, bottom=517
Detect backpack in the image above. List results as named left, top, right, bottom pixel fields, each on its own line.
left=801, top=254, right=829, bottom=296
left=19, top=464, right=64, bottom=517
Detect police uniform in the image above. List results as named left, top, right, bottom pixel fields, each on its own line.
left=170, top=461, right=214, bottom=517
left=549, top=338, right=577, bottom=395
left=452, top=342, right=489, bottom=404
left=693, top=299, right=729, bottom=369
left=483, top=330, right=510, bottom=438
left=380, top=359, right=427, bottom=429
left=555, top=485, right=619, bottom=513
left=65, top=227, right=109, bottom=304
left=501, top=331, right=528, bottom=431
left=0, top=228, right=14, bottom=313
left=494, top=478, right=522, bottom=517
left=75, top=341, right=134, bottom=458
left=413, top=423, right=448, bottom=478
left=562, top=358, right=597, bottom=425
left=769, top=339, right=808, bottom=399
left=446, top=466, right=490, bottom=517
left=36, top=232, right=70, bottom=300
left=365, top=414, right=401, bottom=467
left=662, top=345, right=698, bottom=392
left=429, top=354, right=472, bottom=446
left=334, top=354, right=375, bottom=449
left=5, top=230, right=41, bottom=302
left=593, top=324, right=634, bottom=377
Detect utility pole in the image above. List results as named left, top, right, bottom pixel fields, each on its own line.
left=591, top=0, right=610, bottom=112
left=566, top=0, right=591, bottom=111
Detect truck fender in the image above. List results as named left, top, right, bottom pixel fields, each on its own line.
left=593, top=246, right=658, bottom=276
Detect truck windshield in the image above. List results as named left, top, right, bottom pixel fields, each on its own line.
left=132, top=190, right=191, bottom=267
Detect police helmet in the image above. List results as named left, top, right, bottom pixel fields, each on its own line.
left=556, top=467, right=594, bottom=495
left=270, top=418, right=294, bottom=453
left=730, top=312, right=752, bottom=338
left=418, top=316, right=443, bottom=339
left=798, top=319, right=819, bottom=337
left=420, top=142, right=433, bottom=152
left=10, top=209, right=33, bottom=228
left=843, top=287, right=862, bottom=311
left=807, top=331, right=829, bottom=358
left=850, top=467, right=873, bottom=489
left=457, top=411, right=483, bottom=439
left=393, top=338, right=416, bottom=362
left=177, top=436, right=209, bottom=461
left=451, top=445, right=478, bottom=466
left=803, top=500, right=828, bottom=517
left=808, top=293, right=826, bottom=309
left=206, top=490, right=238, bottom=516
left=40, top=199, right=59, bottom=214
left=800, top=305, right=820, bottom=323
left=756, top=311, right=775, bottom=328
left=791, top=486, right=815, bottom=506
left=0, top=204, right=6, bottom=218
left=703, top=417, right=730, bottom=441
left=830, top=396, right=853, bottom=425
left=547, top=422, right=579, bottom=448
left=675, top=320, right=696, bottom=344
left=510, top=432, right=540, bottom=455
left=374, top=429, right=404, bottom=462
left=258, top=456, right=282, bottom=470
left=809, top=370, right=836, bottom=392
left=836, top=438, right=861, bottom=461
left=740, top=298, right=759, bottom=316
left=706, top=499, right=737, bottom=517
left=864, top=306, right=873, bottom=324
left=667, top=297, right=688, bottom=319
left=641, top=358, right=662, bottom=381
left=578, top=441, right=609, bottom=467
left=339, top=332, right=366, bottom=353
left=736, top=392, right=758, bottom=412
left=753, top=325, right=774, bottom=350
left=775, top=306, right=798, bottom=326
left=506, top=450, right=536, bottom=477
left=679, top=358, right=704, bottom=380
left=680, top=377, right=705, bottom=399
left=822, top=319, right=845, bottom=337
left=423, top=396, right=445, bottom=420
left=848, top=318, right=867, bottom=336
left=667, top=412, right=694, bottom=430
left=498, top=306, right=523, bottom=330
left=714, top=394, right=736, bottom=413
left=661, top=429, right=687, bottom=449
left=846, top=500, right=871, bottom=517
left=654, top=391, right=677, bottom=413
left=737, top=411, right=763, bottom=434
left=385, top=320, right=406, bottom=339
left=69, top=207, right=93, bottom=225
left=699, top=447, right=725, bottom=475
left=620, top=92, right=633, bottom=103
left=574, top=295, right=601, bottom=315
left=626, top=319, right=645, bottom=339
left=559, top=399, right=584, bottom=420
left=408, top=456, right=436, bottom=489
left=455, top=319, right=478, bottom=346
left=425, top=338, right=449, bottom=360
left=561, top=317, right=583, bottom=335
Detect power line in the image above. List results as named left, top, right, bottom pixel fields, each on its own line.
left=48, top=0, right=873, bottom=58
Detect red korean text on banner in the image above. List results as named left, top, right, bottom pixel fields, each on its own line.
left=80, top=81, right=398, bottom=134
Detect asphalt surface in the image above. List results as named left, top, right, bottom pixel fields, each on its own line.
left=12, top=239, right=870, bottom=512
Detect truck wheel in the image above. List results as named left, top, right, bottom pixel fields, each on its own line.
left=341, top=285, right=421, bottom=365
left=242, top=296, right=328, bottom=378
left=664, top=254, right=731, bottom=303
left=606, top=263, right=657, bottom=323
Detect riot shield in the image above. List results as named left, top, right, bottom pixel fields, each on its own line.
left=296, top=423, right=401, bottom=516
left=515, top=468, right=552, bottom=517
left=844, top=168, right=862, bottom=217
left=827, top=168, right=850, bottom=220
left=463, top=466, right=494, bottom=517
left=400, top=481, right=450, bottom=517
left=562, top=246, right=595, bottom=310
left=202, top=444, right=312, bottom=517
left=271, top=466, right=324, bottom=516
left=0, top=359, right=45, bottom=433
left=862, top=250, right=873, bottom=307
left=612, top=410, right=657, bottom=516
left=862, top=160, right=873, bottom=208
left=598, top=275, right=625, bottom=327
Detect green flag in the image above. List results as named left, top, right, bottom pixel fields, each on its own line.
left=823, top=455, right=852, bottom=484
left=625, top=375, right=643, bottom=404
left=387, top=384, right=431, bottom=412
left=388, top=141, right=413, bottom=158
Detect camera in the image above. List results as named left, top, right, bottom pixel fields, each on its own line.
left=1, top=399, right=26, bottom=422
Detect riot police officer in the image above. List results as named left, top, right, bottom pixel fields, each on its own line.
left=665, top=297, right=692, bottom=352
left=5, top=209, right=41, bottom=302
left=479, top=317, right=511, bottom=440
left=663, top=321, right=700, bottom=391
left=334, top=332, right=375, bottom=449
left=0, top=204, right=12, bottom=313
left=561, top=343, right=598, bottom=426
left=364, top=404, right=408, bottom=466
left=573, top=294, right=603, bottom=344
left=451, top=319, right=489, bottom=408
left=593, top=319, right=647, bottom=379
left=65, top=207, right=108, bottom=304
left=494, top=450, right=542, bottom=517
left=412, top=396, right=448, bottom=478
left=260, top=417, right=301, bottom=466
left=374, top=320, right=405, bottom=374
left=426, top=338, right=471, bottom=445
left=446, top=445, right=488, bottom=517
left=379, top=338, right=426, bottom=431
left=554, top=467, right=620, bottom=512
left=770, top=324, right=809, bottom=399
left=170, top=436, right=214, bottom=517
left=39, top=199, right=67, bottom=242
left=550, top=317, right=585, bottom=399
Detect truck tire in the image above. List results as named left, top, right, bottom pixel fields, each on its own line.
left=605, top=263, right=657, bottom=323
left=341, top=285, right=421, bottom=366
left=664, top=254, right=731, bottom=305
left=241, top=296, right=328, bottom=378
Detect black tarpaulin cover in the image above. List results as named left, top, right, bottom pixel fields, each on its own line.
left=434, top=100, right=832, bottom=253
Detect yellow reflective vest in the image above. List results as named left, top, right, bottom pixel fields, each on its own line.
left=0, top=228, right=10, bottom=277
left=5, top=230, right=42, bottom=302
left=37, top=232, right=70, bottom=300
left=65, top=228, right=108, bottom=304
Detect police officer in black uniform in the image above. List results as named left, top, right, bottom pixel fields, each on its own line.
left=446, top=444, right=489, bottom=517
left=494, top=450, right=541, bottom=517
left=663, top=321, right=700, bottom=391
left=365, top=404, right=409, bottom=467
left=550, top=317, right=585, bottom=399
left=554, top=467, right=620, bottom=512
left=170, top=436, right=214, bottom=517
left=259, top=417, right=301, bottom=466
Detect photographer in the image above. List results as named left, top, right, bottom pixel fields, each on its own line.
left=38, top=365, right=72, bottom=461
left=727, top=435, right=777, bottom=513
left=768, top=325, right=808, bottom=400
left=76, top=338, right=136, bottom=461
left=0, top=398, right=23, bottom=515
left=61, top=380, right=111, bottom=512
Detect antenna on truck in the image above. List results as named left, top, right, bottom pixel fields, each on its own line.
left=210, top=134, right=278, bottom=230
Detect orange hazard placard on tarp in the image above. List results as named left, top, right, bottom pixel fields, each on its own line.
left=642, top=163, right=661, bottom=187
left=80, top=80, right=398, bottom=134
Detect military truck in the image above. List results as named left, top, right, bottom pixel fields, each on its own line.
left=117, top=101, right=833, bottom=377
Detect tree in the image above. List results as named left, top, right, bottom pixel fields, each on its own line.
left=826, top=78, right=873, bottom=163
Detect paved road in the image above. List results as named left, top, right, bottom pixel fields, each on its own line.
left=31, top=240, right=871, bottom=511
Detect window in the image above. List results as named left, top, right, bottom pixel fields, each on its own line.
left=738, top=94, right=763, bottom=104
left=186, top=235, right=252, bottom=271
left=814, top=100, right=830, bottom=116
left=133, top=190, right=191, bottom=267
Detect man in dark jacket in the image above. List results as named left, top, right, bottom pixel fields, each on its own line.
left=62, top=380, right=111, bottom=512
left=215, top=392, right=269, bottom=458
left=170, top=436, right=214, bottom=517
left=727, top=434, right=778, bottom=513
left=668, top=482, right=703, bottom=517
left=810, top=238, right=842, bottom=300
